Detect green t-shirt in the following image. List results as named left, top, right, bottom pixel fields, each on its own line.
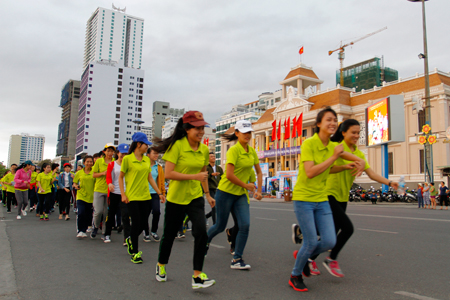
left=162, top=137, right=209, bottom=205
left=3, top=173, right=15, bottom=193
left=326, top=141, right=370, bottom=202
left=93, top=157, right=113, bottom=194
left=73, top=169, right=95, bottom=203
left=37, top=172, right=53, bottom=194
left=218, top=142, right=259, bottom=198
left=121, top=152, right=151, bottom=201
left=30, top=172, right=38, bottom=184
left=293, top=133, right=338, bottom=202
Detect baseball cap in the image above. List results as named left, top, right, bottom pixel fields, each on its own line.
left=23, top=160, right=35, bottom=166
left=132, top=132, right=152, bottom=145
left=182, top=111, right=209, bottom=127
left=235, top=120, right=254, bottom=133
left=63, top=163, right=72, bottom=168
left=117, top=143, right=130, bottom=153
left=104, top=143, right=116, bottom=150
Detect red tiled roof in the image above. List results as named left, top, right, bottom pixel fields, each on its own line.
left=284, top=67, right=319, bottom=80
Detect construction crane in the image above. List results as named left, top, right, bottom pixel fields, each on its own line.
left=329, top=26, right=388, bottom=86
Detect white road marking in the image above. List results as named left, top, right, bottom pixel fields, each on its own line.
left=348, top=213, right=450, bottom=223
left=0, top=220, right=13, bottom=222
left=251, top=207, right=292, bottom=212
left=255, top=217, right=277, bottom=221
left=394, top=291, right=440, bottom=300
left=209, top=243, right=225, bottom=249
left=357, top=228, right=398, bottom=234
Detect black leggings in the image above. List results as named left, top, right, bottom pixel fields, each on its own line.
left=128, top=200, right=151, bottom=254
left=6, top=192, right=16, bottom=211
left=311, top=196, right=353, bottom=261
left=440, top=195, right=449, bottom=207
left=58, top=189, right=72, bottom=215
left=144, top=193, right=161, bottom=235
left=38, top=193, right=51, bottom=215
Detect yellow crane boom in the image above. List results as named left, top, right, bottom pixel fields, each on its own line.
left=329, top=26, right=388, bottom=86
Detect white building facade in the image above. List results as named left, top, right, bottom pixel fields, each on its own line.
left=141, top=125, right=153, bottom=143
left=76, top=60, right=145, bottom=155
left=8, top=133, right=45, bottom=166
left=83, top=6, right=144, bottom=70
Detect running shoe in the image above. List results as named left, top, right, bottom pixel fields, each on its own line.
left=14, top=205, right=17, bottom=209
left=131, top=251, right=143, bottom=264
left=17, top=215, right=21, bottom=220
left=101, top=234, right=106, bottom=241
left=230, top=259, right=251, bottom=270
left=182, top=223, right=188, bottom=234
left=230, top=248, right=235, bottom=255
left=123, top=239, right=127, bottom=247
left=323, top=258, right=344, bottom=278
left=44, top=214, right=49, bottom=221
left=143, top=235, right=151, bottom=242
left=309, top=260, right=321, bottom=276
left=126, top=237, right=134, bottom=255
left=289, top=275, right=308, bottom=292
left=150, top=232, right=160, bottom=242
left=302, top=260, right=311, bottom=277
left=156, top=264, right=167, bottom=282
left=292, top=224, right=303, bottom=244
left=65, top=215, right=70, bottom=221
left=226, top=228, right=232, bottom=245
left=7, top=210, right=11, bottom=214
left=77, top=232, right=84, bottom=238
left=21, top=210, right=27, bottom=216
left=90, top=228, right=98, bottom=239
left=177, top=232, right=185, bottom=239
left=192, top=272, right=215, bottom=289
left=40, top=215, right=44, bottom=221
left=86, top=227, right=93, bottom=233
left=104, top=235, right=111, bottom=243
left=30, top=207, right=34, bottom=212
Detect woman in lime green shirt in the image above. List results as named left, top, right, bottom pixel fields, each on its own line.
left=154, top=111, right=216, bottom=289
left=73, top=156, right=95, bottom=238
left=37, top=163, right=56, bottom=221
left=289, top=108, right=366, bottom=292
left=206, top=120, right=262, bottom=270
left=3, top=165, right=18, bottom=213
left=119, top=133, right=164, bottom=264
left=297, top=119, right=399, bottom=280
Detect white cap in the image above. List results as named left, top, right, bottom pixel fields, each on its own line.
left=235, top=120, right=254, bottom=133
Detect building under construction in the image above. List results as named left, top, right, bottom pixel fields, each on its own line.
left=336, top=57, right=398, bottom=92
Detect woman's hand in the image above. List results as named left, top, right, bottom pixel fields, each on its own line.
left=159, top=194, right=166, bottom=203
left=333, top=144, right=344, bottom=159
left=195, top=172, right=208, bottom=182
left=390, top=182, right=399, bottom=190
left=121, top=194, right=129, bottom=204
left=64, top=188, right=70, bottom=193
left=246, top=183, right=256, bottom=192
left=206, top=194, right=216, bottom=208
left=254, top=191, right=263, bottom=200
left=108, top=183, right=115, bottom=193
left=350, top=161, right=365, bottom=177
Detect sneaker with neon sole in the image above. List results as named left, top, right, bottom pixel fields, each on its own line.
left=156, top=264, right=167, bottom=282
left=192, top=273, right=215, bottom=289
left=289, top=275, right=308, bottom=292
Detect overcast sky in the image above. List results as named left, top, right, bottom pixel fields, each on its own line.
left=1, top=0, right=449, bottom=163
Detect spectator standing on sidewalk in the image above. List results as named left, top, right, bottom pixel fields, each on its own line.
left=205, top=152, right=223, bottom=225
left=429, top=182, right=437, bottom=209
left=422, top=183, right=430, bottom=209
left=416, top=183, right=423, bottom=209
left=439, top=182, right=449, bottom=210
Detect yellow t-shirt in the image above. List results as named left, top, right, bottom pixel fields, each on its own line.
left=162, top=137, right=209, bottom=205
left=218, top=142, right=259, bottom=199
left=74, top=169, right=95, bottom=203
left=326, top=142, right=370, bottom=202
left=93, top=157, right=112, bottom=194
left=293, top=133, right=338, bottom=202
left=37, top=172, right=53, bottom=194
left=1, top=176, right=6, bottom=191
left=121, top=152, right=151, bottom=201
left=30, top=172, right=38, bottom=184
left=3, top=173, right=16, bottom=193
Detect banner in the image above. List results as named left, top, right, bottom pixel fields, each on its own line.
left=258, top=146, right=301, bottom=159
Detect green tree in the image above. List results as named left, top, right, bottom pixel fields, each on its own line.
left=37, top=159, right=52, bottom=169
left=0, top=162, right=7, bottom=177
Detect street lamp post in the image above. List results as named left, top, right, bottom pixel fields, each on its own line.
left=408, top=0, right=433, bottom=182
left=133, top=118, right=145, bottom=133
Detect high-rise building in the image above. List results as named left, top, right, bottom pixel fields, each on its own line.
left=56, top=80, right=80, bottom=158
left=8, top=133, right=45, bottom=166
left=141, top=125, right=153, bottom=143
left=83, top=6, right=144, bottom=70
left=76, top=60, right=145, bottom=155
left=152, top=101, right=185, bottom=138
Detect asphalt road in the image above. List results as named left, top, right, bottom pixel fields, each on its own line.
left=1, top=201, right=450, bottom=300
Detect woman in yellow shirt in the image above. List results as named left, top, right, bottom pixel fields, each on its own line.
left=73, top=156, right=95, bottom=238
left=154, top=111, right=216, bottom=289
left=3, top=164, right=18, bottom=213
left=289, top=108, right=365, bottom=292
left=37, top=163, right=56, bottom=221
left=206, top=120, right=262, bottom=270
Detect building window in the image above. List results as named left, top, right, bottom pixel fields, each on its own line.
left=116, top=107, right=121, bottom=112
left=118, top=75, right=123, bottom=79
left=119, top=68, right=123, bottom=73
left=117, top=87, right=122, bottom=92
left=388, top=152, right=394, bottom=175
left=117, top=100, right=121, bottom=105
left=419, top=149, right=425, bottom=174
left=116, top=114, right=120, bottom=118
left=115, top=134, right=119, bottom=139
left=114, top=140, right=119, bottom=145
left=117, top=94, right=121, bottom=99
left=115, top=120, right=120, bottom=125
left=302, top=129, right=307, bottom=138
left=118, top=81, right=122, bottom=86
left=418, top=110, right=426, bottom=132
left=115, top=127, right=120, bottom=132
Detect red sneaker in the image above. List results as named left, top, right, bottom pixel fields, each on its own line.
left=309, top=260, right=321, bottom=276
left=323, top=258, right=344, bottom=278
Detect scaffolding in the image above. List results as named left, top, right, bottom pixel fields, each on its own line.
left=336, top=57, right=398, bottom=92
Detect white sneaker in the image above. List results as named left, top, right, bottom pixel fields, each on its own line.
left=81, top=232, right=88, bottom=238
left=17, top=215, right=21, bottom=220
left=77, top=232, right=83, bottom=238
left=22, top=210, right=27, bottom=216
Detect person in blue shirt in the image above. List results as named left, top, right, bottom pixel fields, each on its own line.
left=439, top=181, right=449, bottom=210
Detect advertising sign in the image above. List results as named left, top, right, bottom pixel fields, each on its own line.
left=367, top=98, right=389, bottom=146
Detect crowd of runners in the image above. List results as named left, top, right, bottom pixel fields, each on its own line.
left=0, top=108, right=407, bottom=292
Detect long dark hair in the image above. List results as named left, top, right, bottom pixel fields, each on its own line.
left=330, top=119, right=360, bottom=143
left=16, top=162, right=31, bottom=171
left=315, top=107, right=337, bottom=133
left=42, top=163, right=51, bottom=173
left=51, top=163, right=59, bottom=171
left=222, top=130, right=239, bottom=142
left=153, top=118, right=195, bottom=153
left=128, top=141, right=144, bottom=154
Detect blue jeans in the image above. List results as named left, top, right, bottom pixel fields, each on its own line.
left=207, top=190, right=250, bottom=260
left=417, top=195, right=424, bottom=208
left=292, top=201, right=336, bottom=276
left=77, top=200, right=93, bottom=233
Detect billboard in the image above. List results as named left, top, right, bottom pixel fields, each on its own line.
left=365, top=95, right=405, bottom=147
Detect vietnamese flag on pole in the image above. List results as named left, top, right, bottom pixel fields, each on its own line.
left=292, top=116, right=297, bottom=138
left=297, top=113, right=303, bottom=144
left=299, top=46, right=304, bottom=55
left=277, top=119, right=281, bottom=148
left=271, top=120, right=277, bottom=141
left=285, top=117, right=290, bottom=140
